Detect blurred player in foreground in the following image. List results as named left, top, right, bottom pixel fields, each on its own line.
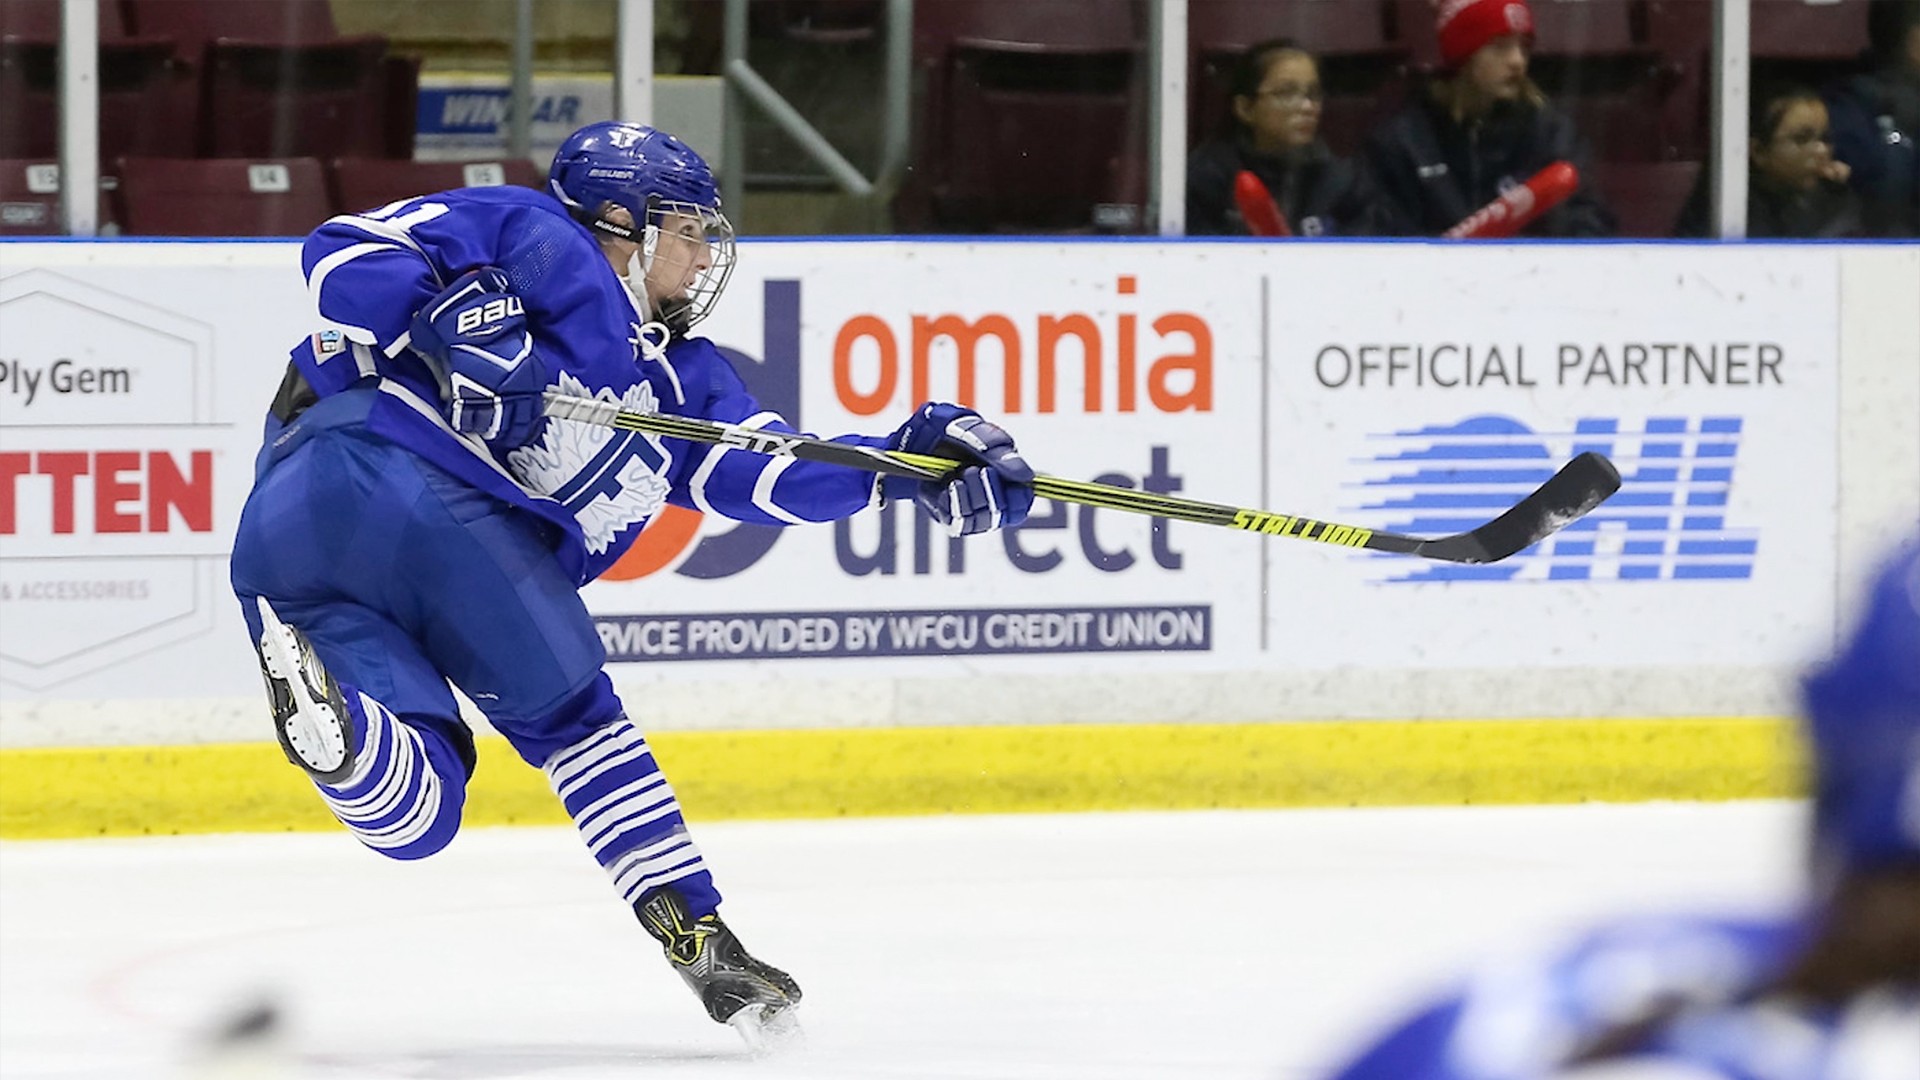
left=1324, top=539, right=1920, bottom=1080
left=228, top=121, right=1032, bottom=1049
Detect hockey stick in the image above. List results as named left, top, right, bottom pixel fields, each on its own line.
left=543, top=392, right=1621, bottom=564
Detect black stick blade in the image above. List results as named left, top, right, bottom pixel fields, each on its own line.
left=1416, top=452, right=1623, bottom=564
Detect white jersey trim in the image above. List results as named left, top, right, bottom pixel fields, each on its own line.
left=687, top=411, right=782, bottom=516
left=752, top=457, right=812, bottom=525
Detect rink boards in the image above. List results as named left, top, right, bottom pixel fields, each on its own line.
left=0, top=240, right=1915, bottom=837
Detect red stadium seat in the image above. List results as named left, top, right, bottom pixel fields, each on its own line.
left=1589, top=159, right=1701, bottom=237
left=764, top=0, right=886, bottom=45
left=0, top=159, right=63, bottom=235
left=0, top=160, right=123, bottom=235
left=1751, top=0, right=1872, bottom=91
left=198, top=37, right=398, bottom=158
left=1189, top=1, right=1406, bottom=157
left=124, top=0, right=344, bottom=49
left=1752, top=0, right=1871, bottom=60
left=1, top=0, right=134, bottom=39
left=915, top=0, right=1140, bottom=53
left=906, top=0, right=1146, bottom=231
left=1192, top=0, right=1396, bottom=55
left=330, top=157, right=545, bottom=216
left=1644, top=0, right=1713, bottom=161
left=116, top=156, right=332, bottom=236
left=0, top=0, right=192, bottom=161
left=123, top=0, right=414, bottom=160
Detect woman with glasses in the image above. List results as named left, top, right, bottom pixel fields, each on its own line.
left=1678, top=85, right=1865, bottom=239
left=1185, top=38, right=1396, bottom=236
left=1362, top=0, right=1615, bottom=238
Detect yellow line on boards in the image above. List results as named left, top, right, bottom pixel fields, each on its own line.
left=0, top=718, right=1802, bottom=841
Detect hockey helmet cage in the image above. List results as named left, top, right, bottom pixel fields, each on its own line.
left=548, top=121, right=735, bottom=329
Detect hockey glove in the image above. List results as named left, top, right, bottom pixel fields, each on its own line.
left=882, top=402, right=1034, bottom=536
left=408, top=267, right=548, bottom=449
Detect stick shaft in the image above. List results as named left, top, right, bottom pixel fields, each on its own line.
left=542, top=392, right=1618, bottom=564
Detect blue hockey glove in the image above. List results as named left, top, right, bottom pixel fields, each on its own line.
left=883, top=402, right=1034, bottom=536
left=408, top=267, right=548, bottom=449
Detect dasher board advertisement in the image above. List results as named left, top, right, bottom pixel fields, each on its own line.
left=0, top=242, right=1839, bottom=703
left=590, top=243, right=1838, bottom=674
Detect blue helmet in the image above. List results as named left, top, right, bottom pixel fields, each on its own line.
left=1801, top=539, right=1920, bottom=879
left=548, top=121, right=735, bottom=329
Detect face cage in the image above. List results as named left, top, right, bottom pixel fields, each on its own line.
left=643, top=199, right=736, bottom=329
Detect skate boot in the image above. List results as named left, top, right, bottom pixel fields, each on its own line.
left=254, top=597, right=355, bottom=786
left=636, top=888, right=803, bottom=1053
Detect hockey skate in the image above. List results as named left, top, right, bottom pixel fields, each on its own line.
left=254, top=597, right=356, bottom=786
left=636, top=888, right=803, bottom=1054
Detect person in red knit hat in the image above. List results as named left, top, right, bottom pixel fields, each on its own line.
left=1362, top=0, right=1616, bottom=236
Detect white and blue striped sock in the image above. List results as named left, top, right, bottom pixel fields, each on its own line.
left=543, top=719, right=715, bottom=909
left=313, top=690, right=462, bottom=861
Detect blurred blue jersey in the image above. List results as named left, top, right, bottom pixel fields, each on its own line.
left=284, top=185, right=882, bottom=583
left=1326, top=914, right=1819, bottom=1080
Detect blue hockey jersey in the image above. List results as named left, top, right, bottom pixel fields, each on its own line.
left=1325, top=914, right=1819, bottom=1080
left=286, top=185, right=886, bottom=584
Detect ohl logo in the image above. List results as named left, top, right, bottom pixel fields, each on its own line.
left=598, top=280, right=802, bottom=582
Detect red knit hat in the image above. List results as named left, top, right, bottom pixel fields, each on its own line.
left=1435, top=0, right=1535, bottom=69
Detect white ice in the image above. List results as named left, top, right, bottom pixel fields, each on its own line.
left=0, top=802, right=1805, bottom=1080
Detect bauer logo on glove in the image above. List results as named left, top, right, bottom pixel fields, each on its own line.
left=453, top=294, right=525, bottom=337
left=408, top=267, right=550, bottom=450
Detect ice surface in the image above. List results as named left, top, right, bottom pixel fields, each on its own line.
left=0, top=803, right=1803, bottom=1080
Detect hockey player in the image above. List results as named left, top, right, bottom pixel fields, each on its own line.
left=229, top=121, right=1034, bottom=1048
left=1322, top=540, right=1920, bottom=1080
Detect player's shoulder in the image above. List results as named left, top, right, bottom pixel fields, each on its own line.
left=1410, top=913, right=1805, bottom=1080
left=429, top=182, right=558, bottom=212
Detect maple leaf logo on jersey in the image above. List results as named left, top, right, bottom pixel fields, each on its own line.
left=507, top=372, right=673, bottom=554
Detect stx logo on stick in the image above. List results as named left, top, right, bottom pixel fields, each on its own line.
left=717, top=429, right=803, bottom=457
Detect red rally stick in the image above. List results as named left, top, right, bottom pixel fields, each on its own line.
left=1444, top=161, right=1580, bottom=239
left=1233, top=170, right=1293, bottom=237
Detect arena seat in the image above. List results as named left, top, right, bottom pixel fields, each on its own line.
left=1643, top=0, right=1713, bottom=161
left=1752, top=0, right=1872, bottom=60
left=198, top=38, right=399, bottom=158
left=123, top=0, right=414, bottom=160
left=123, top=0, right=343, bottom=48
left=115, top=156, right=332, bottom=236
left=330, top=157, right=545, bottom=216
left=0, top=0, right=192, bottom=160
left=906, top=0, right=1146, bottom=231
left=0, top=159, right=62, bottom=235
left=764, top=0, right=886, bottom=45
left=1189, top=0, right=1406, bottom=157
left=1589, top=159, right=1701, bottom=237
left=1751, top=0, right=1872, bottom=89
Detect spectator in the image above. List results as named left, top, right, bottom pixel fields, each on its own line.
left=1323, top=539, right=1920, bottom=1080
left=1186, top=39, right=1395, bottom=236
left=1826, top=0, right=1920, bottom=236
left=1363, top=0, right=1615, bottom=237
left=1677, top=85, right=1865, bottom=239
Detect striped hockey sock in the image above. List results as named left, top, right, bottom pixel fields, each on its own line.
left=543, top=719, right=718, bottom=913
left=312, top=688, right=464, bottom=861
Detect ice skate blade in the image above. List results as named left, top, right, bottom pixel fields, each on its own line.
left=727, top=1004, right=804, bottom=1057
